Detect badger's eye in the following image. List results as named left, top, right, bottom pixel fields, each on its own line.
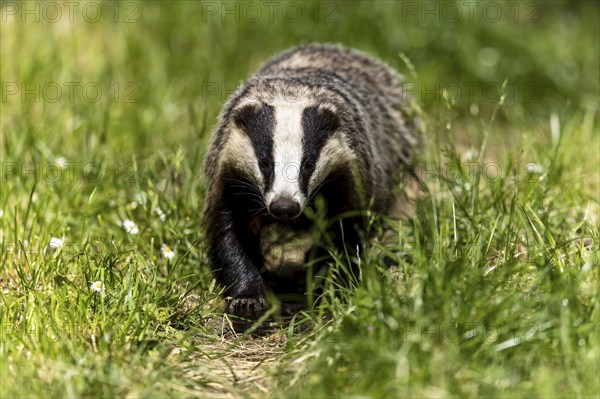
left=259, top=160, right=272, bottom=175
left=302, top=161, right=312, bottom=169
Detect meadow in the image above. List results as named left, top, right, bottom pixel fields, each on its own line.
left=0, top=1, right=598, bottom=397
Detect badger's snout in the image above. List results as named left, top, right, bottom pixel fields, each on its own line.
left=268, top=195, right=302, bottom=219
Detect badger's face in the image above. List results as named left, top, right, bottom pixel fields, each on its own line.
left=222, top=99, right=353, bottom=220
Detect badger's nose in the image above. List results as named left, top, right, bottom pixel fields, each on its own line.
left=268, top=196, right=301, bottom=219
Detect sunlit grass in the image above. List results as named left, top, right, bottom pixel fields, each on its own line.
left=1, top=1, right=598, bottom=398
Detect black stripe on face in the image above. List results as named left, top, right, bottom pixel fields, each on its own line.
left=300, top=106, right=340, bottom=194
left=232, top=103, right=275, bottom=191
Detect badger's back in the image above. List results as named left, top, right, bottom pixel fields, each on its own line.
left=258, top=44, right=399, bottom=92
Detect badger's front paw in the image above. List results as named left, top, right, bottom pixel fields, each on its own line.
left=225, top=296, right=266, bottom=318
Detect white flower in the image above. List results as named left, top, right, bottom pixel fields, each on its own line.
left=462, top=148, right=479, bottom=162
left=49, top=237, right=64, bottom=249
left=134, top=193, right=147, bottom=206
left=526, top=163, right=543, bottom=174
left=55, top=157, right=68, bottom=168
left=454, top=180, right=472, bottom=194
left=122, top=219, right=139, bottom=234
left=0, top=209, right=3, bottom=218
left=469, top=103, right=479, bottom=116
left=90, top=281, right=105, bottom=292
left=161, top=244, right=175, bottom=261
left=155, top=207, right=166, bottom=221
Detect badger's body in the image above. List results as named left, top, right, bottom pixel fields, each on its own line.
left=203, top=44, right=420, bottom=316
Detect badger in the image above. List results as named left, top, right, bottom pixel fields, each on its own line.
left=203, top=44, right=421, bottom=317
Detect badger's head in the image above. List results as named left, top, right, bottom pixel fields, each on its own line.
left=217, top=96, right=356, bottom=220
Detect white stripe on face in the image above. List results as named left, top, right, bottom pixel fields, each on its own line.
left=308, top=132, right=356, bottom=194
left=220, top=126, right=264, bottom=190
left=265, top=103, right=306, bottom=208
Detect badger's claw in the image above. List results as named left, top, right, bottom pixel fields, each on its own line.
left=225, top=296, right=266, bottom=319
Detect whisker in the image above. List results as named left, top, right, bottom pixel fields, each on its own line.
left=308, top=177, right=335, bottom=203
left=249, top=206, right=268, bottom=218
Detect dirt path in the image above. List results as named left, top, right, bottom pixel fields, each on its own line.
left=167, top=319, right=289, bottom=398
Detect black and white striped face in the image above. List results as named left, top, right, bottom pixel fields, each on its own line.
left=224, top=99, right=354, bottom=219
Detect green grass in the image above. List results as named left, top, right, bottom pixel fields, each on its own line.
left=1, top=1, right=598, bottom=397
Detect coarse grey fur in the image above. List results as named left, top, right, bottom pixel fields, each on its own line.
left=203, top=43, right=421, bottom=317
